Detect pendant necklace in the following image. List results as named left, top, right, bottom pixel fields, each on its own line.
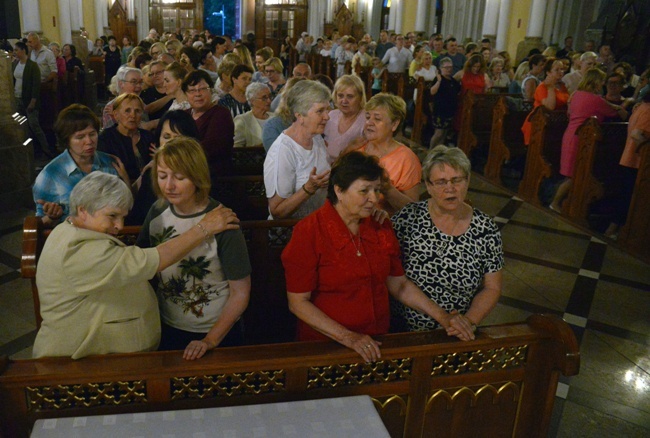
left=348, top=229, right=362, bottom=257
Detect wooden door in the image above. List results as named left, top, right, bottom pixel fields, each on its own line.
left=254, top=0, right=307, bottom=56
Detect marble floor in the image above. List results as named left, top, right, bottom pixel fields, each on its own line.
left=0, top=175, right=648, bottom=437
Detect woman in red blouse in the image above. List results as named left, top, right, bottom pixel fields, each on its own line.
left=281, top=152, right=476, bottom=363
left=454, top=54, right=492, bottom=94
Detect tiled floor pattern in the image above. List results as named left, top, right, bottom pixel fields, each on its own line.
left=0, top=177, right=648, bottom=437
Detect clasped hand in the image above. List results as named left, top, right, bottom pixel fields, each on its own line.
left=443, top=310, right=476, bottom=341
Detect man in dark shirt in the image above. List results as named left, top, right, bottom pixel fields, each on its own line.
left=375, top=30, right=394, bottom=60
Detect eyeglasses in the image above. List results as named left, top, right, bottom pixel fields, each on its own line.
left=121, top=80, right=144, bottom=86
left=152, top=70, right=164, bottom=76
left=264, top=69, right=277, bottom=75
left=429, top=176, right=467, bottom=188
left=256, top=95, right=272, bottom=101
left=186, top=86, right=211, bottom=95
left=151, top=51, right=161, bottom=56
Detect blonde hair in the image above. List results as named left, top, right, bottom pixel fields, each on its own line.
left=112, top=93, right=144, bottom=111
left=151, top=136, right=211, bottom=204
left=333, top=74, right=367, bottom=109
left=234, top=45, right=255, bottom=70
left=264, top=57, right=284, bottom=74
left=578, top=68, right=607, bottom=94
left=365, top=92, right=407, bottom=134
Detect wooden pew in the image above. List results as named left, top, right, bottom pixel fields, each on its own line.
left=619, top=141, right=650, bottom=261
left=381, top=71, right=409, bottom=97
left=518, top=107, right=568, bottom=205
left=231, top=145, right=266, bottom=176
left=484, top=96, right=529, bottom=183
left=354, top=63, right=372, bottom=95
left=87, top=56, right=105, bottom=93
left=564, top=118, right=628, bottom=224
left=410, top=77, right=434, bottom=144
left=457, top=91, right=519, bottom=160
left=21, top=217, right=296, bottom=339
left=0, top=313, right=579, bottom=438
left=212, top=175, right=268, bottom=221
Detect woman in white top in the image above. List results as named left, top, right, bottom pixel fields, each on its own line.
left=264, top=80, right=332, bottom=219
left=234, top=82, right=274, bottom=148
left=323, top=75, right=367, bottom=161
left=413, top=51, right=438, bottom=102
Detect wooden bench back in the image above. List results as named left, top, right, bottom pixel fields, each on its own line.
left=457, top=91, right=521, bottom=158
left=565, top=118, right=628, bottom=224
left=484, top=96, right=529, bottom=182
left=231, top=145, right=266, bottom=176
left=21, top=217, right=298, bottom=344
left=212, top=175, right=268, bottom=221
left=619, top=140, right=650, bottom=261
left=0, top=314, right=579, bottom=438
left=518, top=107, right=568, bottom=205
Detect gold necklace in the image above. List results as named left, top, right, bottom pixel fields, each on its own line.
left=347, top=228, right=362, bottom=257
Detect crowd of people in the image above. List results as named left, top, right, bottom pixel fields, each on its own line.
left=11, top=25, right=648, bottom=363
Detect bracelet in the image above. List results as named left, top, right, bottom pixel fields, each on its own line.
left=195, top=222, right=211, bottom=240
left=302, top=184, right=315, bottom=196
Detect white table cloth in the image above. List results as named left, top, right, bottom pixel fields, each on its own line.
left=31, top=394, right=391, bottom=437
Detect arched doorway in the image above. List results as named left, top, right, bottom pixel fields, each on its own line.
left=254, top=0, right=307, bottom=56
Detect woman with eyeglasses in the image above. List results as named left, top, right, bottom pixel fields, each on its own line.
left=183, top=70, right=235, bottom=178
left=234, top=82, right=273, bottom=148
left=391, top=145, right=503, bottom=337
left=102, top=66, right=146, bottom=129
left=263, top=57, right=286, bottom=99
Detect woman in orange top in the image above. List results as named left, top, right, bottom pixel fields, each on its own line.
left=521, top=58, right=569, bottom=145
left=347, top=93, right=422, bottom=215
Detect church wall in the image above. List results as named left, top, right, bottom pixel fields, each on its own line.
left=39, top=0, right=60, bottom=43
left=402, top=0, right=417, bottom=34
left=83, top=1, right=99, bottom=40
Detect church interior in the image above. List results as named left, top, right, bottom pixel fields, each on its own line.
left=0, top=0, right=649, bottom=437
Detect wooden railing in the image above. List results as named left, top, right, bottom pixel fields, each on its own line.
left=0, top=314, right=579, bottom=438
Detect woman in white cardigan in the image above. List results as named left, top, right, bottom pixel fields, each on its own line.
left=234, top=82, right=274, bottom=147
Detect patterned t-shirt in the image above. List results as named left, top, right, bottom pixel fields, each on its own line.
left=391, top=201, right=504, bottom=331
left=137, top=198, right=251, bottom=333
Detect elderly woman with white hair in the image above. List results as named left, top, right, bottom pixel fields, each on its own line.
left=264, top=80, right=332, bottom=219
left=233, top=82, right=274, bottom=148
left=33, top=171, right=241, bottom=360
left=102, top=65, right=145, bottom=128
left=391, top=145, right=503, bottom=338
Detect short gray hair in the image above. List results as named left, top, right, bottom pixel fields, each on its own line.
left=69, top=172, right=133, bottom=217
left=245, top=82, right=270, bottom=105
left=116, top=66, right=143, bottom=93
left=422, top=145, right=471, bottom=182
left=438, top=57, right=453, bottom=68
left=282, top=80, right=331, bottom=124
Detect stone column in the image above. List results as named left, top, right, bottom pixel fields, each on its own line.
left=57, top=0, right=73, bottom=45
left=516, top=0, right=548, bottom=63
left=527, top=0, right=548, bottom=38
left=326, top=0, right=334, bottom=23
left=0, top=50, right=33, bottom=211
left=496, top=0, right=513, bottom=51
left=388, top=0, right=397, bottom=31
left=20, top=0, right=42, bottom=33
left=552, top=0, right=566, bottom=45
left=482, top=0, right=500, bottom=42
left=415, top=0, right=429, bottom=33
left=135, top=0, right=150, bottom=42
left=95, top=0, right=106, bottom=38
left=395, top=0, right=404, bottom=34
left=542, top=0, right=558, bottom=44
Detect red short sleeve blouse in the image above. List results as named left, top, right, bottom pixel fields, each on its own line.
left=282, top=200, right=405, bottom=341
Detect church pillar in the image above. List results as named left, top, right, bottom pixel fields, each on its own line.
left=20, top=0, right=42, bottom=34
left=415, top=0, right=430, bottom=32
left=57, top=0, right=73, bottom=44
left=496, top=0, right=512, bottom=51
left=527, top=0, right=548, bottom=38
left=482, top=0, right=500, bottom=45
left=552, top=0, right=566, bottom=45
left=135, top=0, right=149, bottom=41
left=542, top=0, right=558, bottom=44
left=394, top=0, right=404, bottom=34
